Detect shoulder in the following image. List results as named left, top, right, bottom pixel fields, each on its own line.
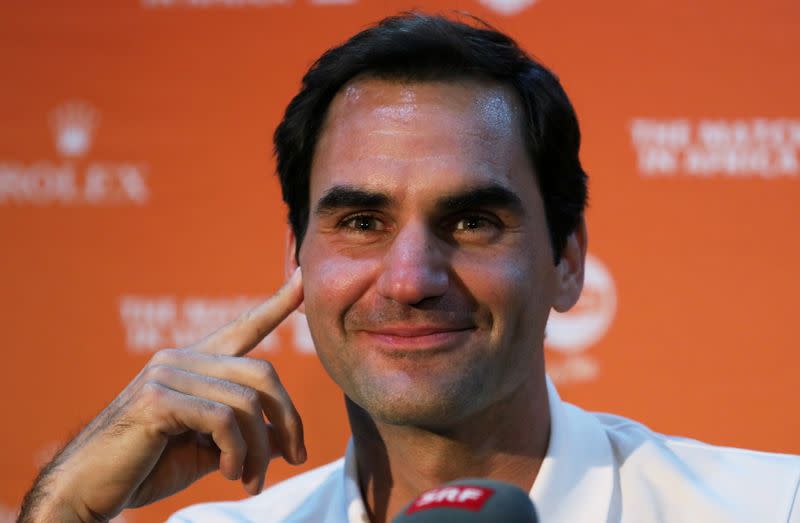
left=167, top=458, right=345, bottom=523
left=594, top=410, right=800, bottom=475
left=593, top=411, right=800, bottom=521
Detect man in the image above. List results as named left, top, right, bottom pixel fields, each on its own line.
left=20, top=13, right=800, bottom=523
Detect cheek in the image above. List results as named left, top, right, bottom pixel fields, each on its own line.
left=455, top=249, right=553, bottom=327
left=302, top=246, right=377, bottom=325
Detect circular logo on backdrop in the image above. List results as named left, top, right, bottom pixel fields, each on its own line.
left=545, top=253, right=617, bottom=354
left=479, top=0, right=538, bottom=15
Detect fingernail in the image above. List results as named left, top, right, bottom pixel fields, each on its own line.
left=296, top=445, right=307, bottom=464
left=256, top=475, right=265, bottom=494
left=244, top=476, right=260, bottom=495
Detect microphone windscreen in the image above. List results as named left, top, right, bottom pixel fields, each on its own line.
left=391, top=478, right=538, bottom=523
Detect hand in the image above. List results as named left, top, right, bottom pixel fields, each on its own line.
left=24, top=269, right=306, bottom=522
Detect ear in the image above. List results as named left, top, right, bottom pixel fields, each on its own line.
left=285, top=228, right=305, bottom=315
left=552, top=217, right=588, bottom=313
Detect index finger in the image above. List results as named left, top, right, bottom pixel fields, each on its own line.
left=192, top=268, right=304, bottom=356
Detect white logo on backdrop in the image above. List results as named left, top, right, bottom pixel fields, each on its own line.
left=120, top=257, right=613, bottom=367
left=119, top=296, right=314, bottom=354
left=0, top=100, right=150, bottom=206
left=50, top=101, right=99, bottom=158
left=479, top=0, right=537, bottom=15
left=631, top=118, right=800, bottom=178
left=545, top=252, right=616, bottom=384
left=142, top=0, right=321, bottom=7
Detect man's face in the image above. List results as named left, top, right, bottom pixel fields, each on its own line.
left=296, top=78, right=564, bottom=428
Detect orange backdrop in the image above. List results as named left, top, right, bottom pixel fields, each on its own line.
left=1, top=1, right=799, bottom=521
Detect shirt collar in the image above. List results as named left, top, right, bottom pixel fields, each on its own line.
left=531, top=376, right=617, bottom=521
left=341, top=376, right=617, bottom=522
left=343, top=439, right=370, bottom=523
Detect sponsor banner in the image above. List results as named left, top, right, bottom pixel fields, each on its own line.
left=0, top=101, right=150, bottom=206
left=631, top=118, right=800, bottom=178
left=2, top=1, right=800, bottom=521
left=119, top=296, right=314, bottom=354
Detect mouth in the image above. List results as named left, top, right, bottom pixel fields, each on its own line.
left=358, top=325, right=477, bottom=353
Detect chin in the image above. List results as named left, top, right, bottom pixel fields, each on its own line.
left=367, top=401, right=452, bottom=428
left=349, top=373, right=486, bottom=430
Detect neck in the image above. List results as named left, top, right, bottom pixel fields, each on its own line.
left=347, top=372, right=550, bottom=523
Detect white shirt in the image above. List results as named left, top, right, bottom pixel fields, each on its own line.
left=169, top=379, right=800, bottom=522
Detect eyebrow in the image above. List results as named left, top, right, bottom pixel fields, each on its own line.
left=313, top=183, right=526, bottom=216
left=436, top=184, right=525, bottom=216
left=314, top=186, right=392, bottom=216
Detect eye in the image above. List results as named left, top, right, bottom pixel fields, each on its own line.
left=449, top=213, right=504, bottom=243
left=339, top=214, right=385, bottom=232
left=453, top=215, right=492, bottom=231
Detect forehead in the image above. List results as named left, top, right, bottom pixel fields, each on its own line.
left=310, top=77, right=533, bottom=201
left=330, top=75, right=521, bottom=128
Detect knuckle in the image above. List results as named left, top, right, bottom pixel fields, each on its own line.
left=139, top=381, right=167, bottom=406
left=213, top=404, right=237, bottom=429
left=144, top=364, right=173, bottom=383
left=150, top=347, right=180, bottom=366
left=253, top=359, right=277, bottom=383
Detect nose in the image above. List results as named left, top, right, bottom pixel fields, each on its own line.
left=376, top=220, right=449, bottom=305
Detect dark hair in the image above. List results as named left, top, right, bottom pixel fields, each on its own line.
left=274, top=12, right=587, bottom=263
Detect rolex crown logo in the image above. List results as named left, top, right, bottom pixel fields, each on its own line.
left=50, top=100, right=99, bottom=158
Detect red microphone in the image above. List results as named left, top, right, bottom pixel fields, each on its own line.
left=392, top=478, right=539, bottom=523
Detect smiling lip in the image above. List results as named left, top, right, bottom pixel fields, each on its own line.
left=359, top=325, right=476, bottom=351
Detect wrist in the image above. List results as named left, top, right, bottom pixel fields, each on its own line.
left=18, top=490, right=86, bottom=523
left=33, top=474, right=97, bottom=523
